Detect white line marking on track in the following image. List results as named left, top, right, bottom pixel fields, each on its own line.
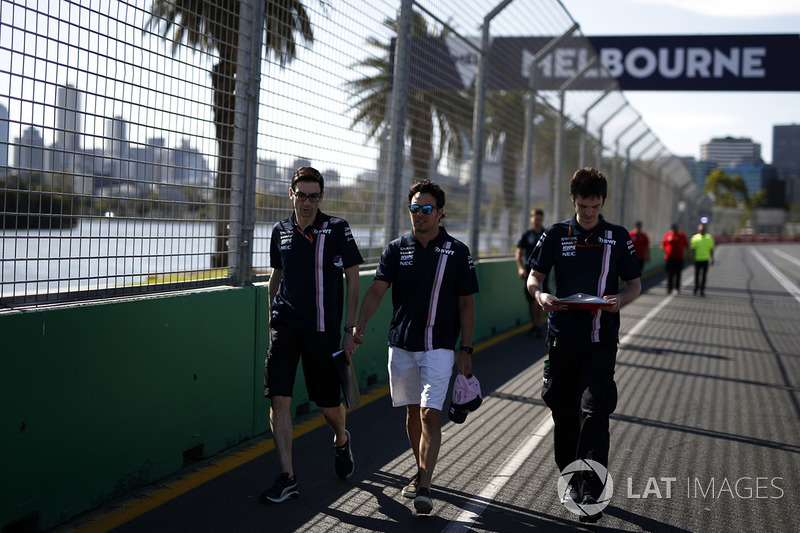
left=442, top=414, right=555, bottom=533
left=752, top=249, right=800, bottom=305
left=771, top=247, right=800, bottom=268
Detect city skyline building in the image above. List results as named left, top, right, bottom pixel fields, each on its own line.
left=4, top=83, right=216, bottom=203
left=14, top=127, right=44, bottom=172
left=0, top=104, right=8, bottom=169
left=55, top=84, right=82, bottom=153
left=772, top=124, right=800, bottom=204
left=700, top=136, right=762, bottom=167
left=681, top=156, right=717, bottom=191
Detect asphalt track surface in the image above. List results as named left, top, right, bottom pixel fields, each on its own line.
left=60, top=243, right=800, bottom=533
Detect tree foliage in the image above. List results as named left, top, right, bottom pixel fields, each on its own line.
left=345, top=11, right=471, bottom=182
left=704, top=168, right=748, bottom=207
left=146, top=0, right=314, bottom=267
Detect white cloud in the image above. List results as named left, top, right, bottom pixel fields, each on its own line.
left=635, top=0, right=800, bottom=17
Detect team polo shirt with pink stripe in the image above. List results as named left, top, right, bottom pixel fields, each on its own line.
left=374, top=228, right=478, bottom=352
left=269, top=211, right=363, bottom=332
left=528, top=214, right=640, bottom=344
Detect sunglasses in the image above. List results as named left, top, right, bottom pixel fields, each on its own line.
left=408, top=204, right=436, bottom=214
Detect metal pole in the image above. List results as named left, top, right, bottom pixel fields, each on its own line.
left=233, top=0, right=264, bottom=286
left=554, top=56, right=596, bottom=222
left=468, top=0, right=515, bottom=257
left=580, top=85, right=614, bottom=167
left=596, top=101, right=627, bottom=170
left=637, top=138, right=660, bottom=162
left=519, top=22, right=579, bottom=235
left=385, top=0, right=413, bottom=244
left=622, top=129, right=650, bottom=227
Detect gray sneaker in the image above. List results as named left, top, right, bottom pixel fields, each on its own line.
left=402, top=471, right=420, bottom=498
left=414, top=486, right=433, bottom=514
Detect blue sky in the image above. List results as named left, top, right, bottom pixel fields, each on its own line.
left=563, top=0, right=800, bottom=163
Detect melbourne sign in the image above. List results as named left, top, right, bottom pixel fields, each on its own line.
left=404, top=34, right=800, bottom=91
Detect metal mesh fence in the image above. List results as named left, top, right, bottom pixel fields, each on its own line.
left=0, top=0, right=707, bottom=309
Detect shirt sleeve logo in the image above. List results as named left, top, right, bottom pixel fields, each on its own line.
left=344, top=225, right=355, bottom=242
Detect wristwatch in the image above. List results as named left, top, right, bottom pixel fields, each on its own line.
left=344, top=324, right=356, bottom=335
left=459, top=345, right=474, bottom=354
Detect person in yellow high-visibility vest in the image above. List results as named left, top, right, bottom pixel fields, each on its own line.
left=690, top=223, right=715, bottom=296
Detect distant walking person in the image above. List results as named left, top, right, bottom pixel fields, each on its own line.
left=661, top=223, right=690, bottom=294
left=527, top=167, right=641, bottom=524
left=356, top=180, right=478, bottom=515
left=629, top=221, right=650, bottom=272
left=690, top=223, right=715, bottom=296
left=516, top=209, right=549, bottom=338
left=261, top=167, right=364, bottom=504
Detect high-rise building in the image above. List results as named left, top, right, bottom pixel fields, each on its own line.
left=0, top=104, right=8, bottom=169
left=772, top=124, right=800, bottom=204
left=773, top=125, right=800, bottom=172
left=701, top=137, right=762, bottom=167
left=106, top=115, right=129, bottom=159
left=15, top=127, right=45, bottom=172
left=681, top=156, right=717, bottom=190
left=55, top=84, right=82, bottom=152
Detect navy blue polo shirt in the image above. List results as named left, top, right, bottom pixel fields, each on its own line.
left=269, top=210, right=363, bottom=332
left=528, top=214, right=640, bottom=344
left=517, top=228, right=544, bottom=270
left=375, top=228, right=479, bottom=352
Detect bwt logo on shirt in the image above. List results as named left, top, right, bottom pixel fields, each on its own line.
left=598, top=237, right=616, bottom=245
left=435, top=246, right=455, bottom=256
left=314, top=228, right=332, bottom=235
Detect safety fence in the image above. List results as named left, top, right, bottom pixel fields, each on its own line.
left=0, top=0, right=708, bottom=309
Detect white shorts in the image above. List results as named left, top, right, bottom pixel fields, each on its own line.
left=388, top=347, right=454, bottom=410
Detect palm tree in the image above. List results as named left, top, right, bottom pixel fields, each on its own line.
left=485, top=90, right=526, bottom=211
left=484, top=91, right=559, bottom=218
left=147, top=0, right=314, bottom=268
left=345, top=11, right=470, bottom=182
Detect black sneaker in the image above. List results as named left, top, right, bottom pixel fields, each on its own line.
left=578, top=495, right=603, bottom=523
left=259, top=473, right=299, bottom=503
left=414, top=486, right=433, bottom=514
left=402, top=471, right=420, bottom=499
left=333, top=429, right=354, bottom=479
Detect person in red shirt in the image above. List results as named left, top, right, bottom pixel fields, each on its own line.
left=629, top=221, right=650, bottom=272
left=661, top=223, right=690, bottom=294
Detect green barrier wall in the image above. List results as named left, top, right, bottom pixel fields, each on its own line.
left=0, top=259, right=531, bottom=531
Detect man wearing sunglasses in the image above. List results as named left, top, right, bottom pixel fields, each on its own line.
left=261, top=167, right=364, bottom=504
left=526, top=167, right=641, bottom=523
left=356, top=179, right=479, bottom=515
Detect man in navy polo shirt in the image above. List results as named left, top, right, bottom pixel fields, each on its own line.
left=527, top=167, right=641, bottom=523
left=260, top=167, right=363, bottom=504
left=356, top=180, right=478, bottom=515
